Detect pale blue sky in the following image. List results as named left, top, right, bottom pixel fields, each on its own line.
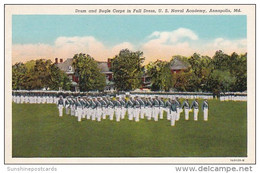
left=13, top=15, right=246, bottom=45
left=12, top=15, right=247, bottom=63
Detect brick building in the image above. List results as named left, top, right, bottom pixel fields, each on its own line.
left=55, top=58, right=114, bottom=91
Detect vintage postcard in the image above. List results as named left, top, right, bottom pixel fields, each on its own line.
left=5, top=4, right=255, bottom=164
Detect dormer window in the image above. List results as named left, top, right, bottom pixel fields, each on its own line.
left=68, top=66, right=72, bottom=72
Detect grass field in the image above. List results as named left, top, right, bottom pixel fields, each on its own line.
left=12, top=99, right=247, bottom=157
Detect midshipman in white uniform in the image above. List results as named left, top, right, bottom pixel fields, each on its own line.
left=170, top=99, right=177, bottom=126
left=182, top=99, right=190, bottom=120
left=65, top=97, right=70, bottom=115
left=146, top=97, right=153, bottom=120
left=96, top=97, right=102, bottom=122
left=127, top=97, right=134, bottom=120
left=202, top=99, right=209, bottom=121
left=158, top=97, right=165, bottom=119
left=165, top=98, right=171, bottom=120
left=120, top=97, right=127, bottom=119
left=108, top=98, right=115, bottom=120
left=138, top=97, right=145, bottom=119
left=91, top=98, right=97, bottom=121
left=175, top=97, right=181, bottom=121
left=84, top=98, right=91, bottom=119
left=191, top=99, right=199, bottom=121
left=134, top=97, right=141, bottom=122
left=80, top=97, right=86, bottom=119
left=57, top=96, right=64, bottom=117
left=75, top=97, right=83, bottom=122
left=70, top=98, right=76, bottom=116
left=114, top=97, right=122, bottom=122
left=153, top=97, right=160, bottom=121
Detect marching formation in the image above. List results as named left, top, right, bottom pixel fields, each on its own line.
left=57, top=95, right=209, bottom=126
left=12, top=91, right=210, bottom=127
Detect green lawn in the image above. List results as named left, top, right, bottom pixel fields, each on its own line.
left=12, top=99, right=247, bottom=157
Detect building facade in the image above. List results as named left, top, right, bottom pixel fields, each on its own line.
left=55, top=58, right=114, bottom=91
left=56, top=57, right=188, bottom=91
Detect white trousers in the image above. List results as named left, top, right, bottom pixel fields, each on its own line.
left=116, top=108, right=121, bottom=122
left=176, top=108, right=180, bottom=121
left=91, top=109, right=96, bottom=120
left=153, top=107, right=159, bottom=121
left=58, top=105, right=63, bottom=117
left=194, top=108, right=199, bottom=121
left=109, top=108, right=114, bottom=120
left=159, top=107, right=164, bottom=119
left=65, top=106, right=70, bottom=114
left=185, top=108, right=189, bottom=120
left=120, top=108, right=125, bottom=119
left=102, top=108, right=107, bottom=119
left=166, top=108, right=171, bottom=120
left=204, top=108, right=208, bottom=121
left=134, top=108, right=140, bottom=122
left=21, top=96, right=25, bottom=103
left=96, top=108, right=102, bottom=121
left=171, top=111, right=176, bottom=126
left=146, top=107, right=152, bottom=120
left=115, top=108, right=121, bottom=122
left=140, top=107, right=145, bottom=119
left=128, top=108, right=133, bottom=120
left=77, top=108, right=82, bottom=121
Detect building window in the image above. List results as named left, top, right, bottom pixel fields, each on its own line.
left=68, top=66, right=73, bottom=72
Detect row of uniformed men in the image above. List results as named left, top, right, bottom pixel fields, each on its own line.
left=57, top=96, right=209, bottom=126
left=130, top=94, right=213, bottom=100
left=13, top=93, right=59, bottom=104
left=219, top=95, right=247, bottom=101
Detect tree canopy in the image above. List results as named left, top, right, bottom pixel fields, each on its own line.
left=12, top=59, right=72, bottom=90
left=111, top=49, right=145, bottom=91
left=72, top=53, right=106, bottom=91
left=146, top=60, right=173, bottom=91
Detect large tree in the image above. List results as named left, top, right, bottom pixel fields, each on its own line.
left=206, top=70, right=236, bottom=97
left=12, top=59, right=72, bottom=90
left=12, top=62, right=27, bottom=90
left=229, top=52, right=247, bottom=92
left=146, top=61, right=173, bottom=91
left=111, top=49, right=145, bottom=91
left=49, top=64, right=72, bottom=90
left=72, top=53, right=106, bottom=91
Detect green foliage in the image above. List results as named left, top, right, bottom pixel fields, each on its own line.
left=72, top=53, right=106, bottom=91
left=12, top=62, right=27, bottom=90
left=207, top=70, right=236, bottom=96
left=212, top=50, right=231, bottom=71
left=229, top=53, right=247, bottom=92
left=172, top=70, right=198, bottom=92
left=49, top=64, right=72, bottom=90
left=171, top=51, right=246, bottom=94
left=111, top=49, right=145, bottom=91
left=12, top=59, right=72, bottom=90
left=146, top=61, right=173, bottom=91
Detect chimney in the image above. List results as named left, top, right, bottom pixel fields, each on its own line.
left=107, top=58, right=111, bottom=68
left=60, top=58, right=63, bottom=63
left=55, top=58, right=58, bottom=64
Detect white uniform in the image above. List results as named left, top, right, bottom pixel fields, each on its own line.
left=182, top=100, right=190, bottom=120
left=171, top=111, right=176, bottom=126
left=203, top=101, right=209, bottom=121
left=191, top=100, right=199, bottom=121
left=57, top=97, right=64, bottom=117
left=108, top=100, right=114, bottom=120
